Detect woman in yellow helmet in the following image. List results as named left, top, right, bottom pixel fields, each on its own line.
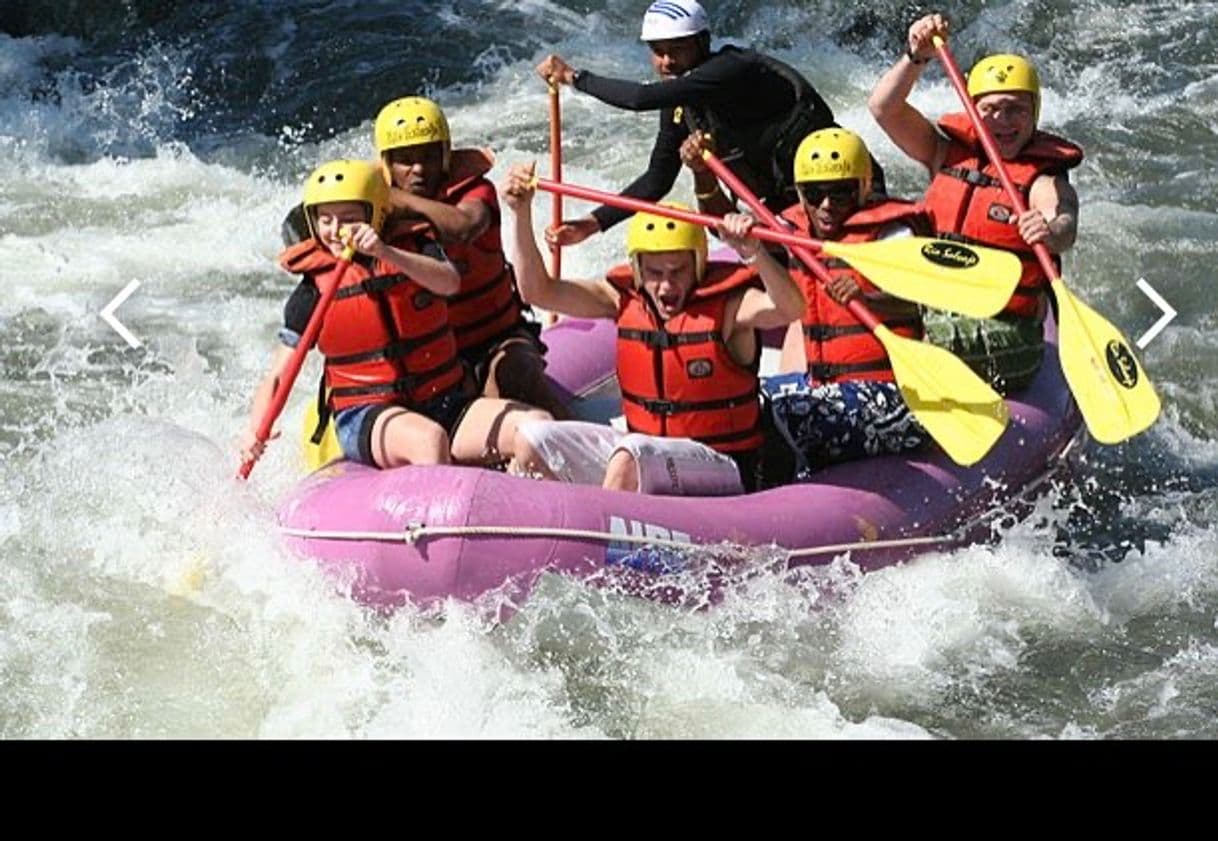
left=499, top=162, right=805, bottom=495
left=240, top=159, right=551, bottom=471
left=373, top=96, right=571, bottom=422
left=868, top=13, right=1083, bottom=392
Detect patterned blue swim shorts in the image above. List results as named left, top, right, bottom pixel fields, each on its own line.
left=762, top=373, right=929, bottom=480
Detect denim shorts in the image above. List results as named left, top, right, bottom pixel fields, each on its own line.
left=333, top=389, right=473, bottom=466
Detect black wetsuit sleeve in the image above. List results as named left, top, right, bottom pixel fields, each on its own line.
left=281, top=278, right=320, bottom=348
left=573, top=52, right=749, bottom=111
left=590, top=108, right=688, bottom=231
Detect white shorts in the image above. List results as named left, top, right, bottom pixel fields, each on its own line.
left=516, top=420, right=744, bottom=496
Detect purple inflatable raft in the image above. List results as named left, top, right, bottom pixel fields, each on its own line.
left=278, top=314, right=1081, bottom=610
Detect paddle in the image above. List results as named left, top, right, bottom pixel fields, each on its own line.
left=533, top=176, right=1020, bottom=319
left=548, top=81, right=563, bottom=282
left=238, top=242, right=355, bottom=480
left=541, top=80, right=564, bottom=326
left=933, top=37, right=1161, bottom=444
left=699, top=149, right=1009, bottom=466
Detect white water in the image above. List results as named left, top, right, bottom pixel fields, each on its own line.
left=2, top=0, right=1217, bottom=738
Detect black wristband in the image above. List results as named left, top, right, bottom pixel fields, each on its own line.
left=906, top=47, right=929, bottom=66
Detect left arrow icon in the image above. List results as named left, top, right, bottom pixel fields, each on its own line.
left=100, top=280, right=142, bottom=349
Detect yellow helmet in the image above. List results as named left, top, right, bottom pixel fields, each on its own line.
left=374, top=96, right=452, bottom=171
left=967, top=54, right=1041, bottom=123
left=626, top=203, right=707, bottom=285
left=793, top=128, right=872, bottom=200
left=301, top=159, right=391, bottom=241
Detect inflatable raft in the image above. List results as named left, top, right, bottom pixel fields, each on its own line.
left=277, top=310, right=1083, bottom=611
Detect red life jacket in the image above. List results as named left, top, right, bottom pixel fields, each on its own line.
left=278, top=237, right=466, bottom=413
left=924, top=112, right=1084, bottom=318
left=781, top=200, right=926, bottom=384
left=388, top=148, right=526, bottom=352
left=608, top=261, right=764, bottom=454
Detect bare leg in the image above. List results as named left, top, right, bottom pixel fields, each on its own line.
left=369, top=408, right=451, bottom=469
left=602, top=449, right=640, bottom=492
left=450, top=397, right=552, bottom=465
left=507, top=423, right=559, bottom=480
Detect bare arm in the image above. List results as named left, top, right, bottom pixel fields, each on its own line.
left=348, top=222, right=461, bottom=295
left=868, top=13, right=951, bottom=177
left=717, top=214, right=805, bottom=332
left=500, top=163, right=620, bottom=319
left=733, top=252, right=806, bottom=332
left=239, top=344, right=295, bottom=463
left=1023, top=173, right=1079, bottom=254
left=379, top=242, right=461, bottom=295
left=390, top=190, right=493, bottom=244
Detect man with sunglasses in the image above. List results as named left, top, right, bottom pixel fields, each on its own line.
left=535, top=0, right=863, bottom=247
left=760, top=128, right=932, bottom=482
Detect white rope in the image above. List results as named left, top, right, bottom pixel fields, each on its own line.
left=278, top=522, right=958, bottom=558
left=278, top=438, right=1081, bottom=560
left=279, top=523, right=701, bottom=550
left=784, top=533, right=956, bottom=558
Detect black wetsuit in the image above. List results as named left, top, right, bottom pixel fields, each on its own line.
left=574, top=45, right=883, bottom=229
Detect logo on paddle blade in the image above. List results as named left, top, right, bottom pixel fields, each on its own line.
left=921, top=241, right=980, bottom=269
left=1105, top=340, right=1140, bottom=389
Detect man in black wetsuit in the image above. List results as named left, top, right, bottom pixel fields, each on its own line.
left=536, top=0, right=882, bottom=247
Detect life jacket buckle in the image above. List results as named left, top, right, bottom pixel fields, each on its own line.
left=640, top=398, right=677, bottom=415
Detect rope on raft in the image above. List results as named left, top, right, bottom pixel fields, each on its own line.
left=278, top=431, right=1084, bottom=560
left=278, top=522, right=958, bottom=559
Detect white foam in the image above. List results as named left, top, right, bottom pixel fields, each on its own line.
left=1, top=1, right=1215, bottom=738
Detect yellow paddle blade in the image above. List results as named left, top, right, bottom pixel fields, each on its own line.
left=1051, top=279, right=1161, bottom=444
left=820, top=237, right=1022, bottom=319
left=875, top=325, right=1011, bottom=466
left=302, top=399, right=342, bottom=472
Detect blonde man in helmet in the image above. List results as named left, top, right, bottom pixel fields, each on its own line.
left=373, top=96, right=570, bottom=421
left=868, top=13, right=1083, bottom=392
left=758, top=128, right=932, bottom=482
left=499, top=161, right=805, bottom=494
left=535, top=0, right=851, bottom=246
left=240, top=159, right=550, bottom=471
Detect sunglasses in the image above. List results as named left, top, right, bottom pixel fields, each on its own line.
left=797, top=183, right=858, bottom=206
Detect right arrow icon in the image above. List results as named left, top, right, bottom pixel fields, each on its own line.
left=1136, top=278, right=1177, bottom=350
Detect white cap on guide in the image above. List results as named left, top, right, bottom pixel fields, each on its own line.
left=640, top=0, right=710, bottom=42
